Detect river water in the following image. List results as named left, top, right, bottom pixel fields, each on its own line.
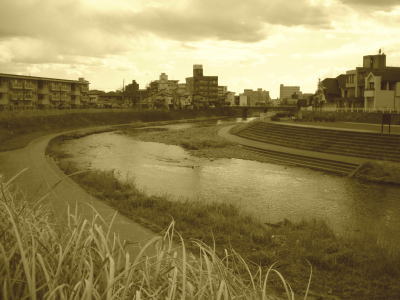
left=61, top=120, right=400, bottom=252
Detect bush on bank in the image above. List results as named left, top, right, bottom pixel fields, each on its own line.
left=47, top=134, right=400, bottom=299
left=0, top=178, right=296, bottom=300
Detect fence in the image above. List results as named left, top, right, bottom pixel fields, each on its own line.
left=303, top=106, right=400, bottom=114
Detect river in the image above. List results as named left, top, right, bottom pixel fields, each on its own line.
left=60, top=120, right=400, bottom=253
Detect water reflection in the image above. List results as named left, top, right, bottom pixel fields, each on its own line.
left=62, top=130, right=400, bottom=251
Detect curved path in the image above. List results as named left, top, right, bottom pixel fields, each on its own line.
left=0, top=126, right=156, bottom=255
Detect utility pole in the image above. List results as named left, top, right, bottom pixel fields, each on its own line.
left=122, top=79, right=125, bottom=106
left=22, top=80, right=25, bottom=109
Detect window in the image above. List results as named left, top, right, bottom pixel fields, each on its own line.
left=369, top=82, right=374, bottom=90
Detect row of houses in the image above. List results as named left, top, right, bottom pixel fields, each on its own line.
left=316, top=52, right=400, bottom=110
left=98, top=65, right=273, bottom=109
left=0, top=64, right=274, bottom=110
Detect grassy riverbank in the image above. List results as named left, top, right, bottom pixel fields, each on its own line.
left=0, top=108, right=233, bottom=151
left=0, top=179, right=294, bottom=300
left=47, top=134, right=400, bottom=299
left=352, top=161, right=400, bottom=185
left=118, top=122, right=294, bottom=163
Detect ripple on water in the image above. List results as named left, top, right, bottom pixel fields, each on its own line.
left=61, top=131, right=400, bottom=251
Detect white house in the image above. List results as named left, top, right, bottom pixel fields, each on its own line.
left=364, top=71, right=400, bottom=110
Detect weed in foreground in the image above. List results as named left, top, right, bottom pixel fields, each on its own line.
left=0, top=177, right=308, bottom=299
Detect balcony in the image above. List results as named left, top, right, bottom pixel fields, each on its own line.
left=61, top=86, right=71, bottom=92
left=24, top=83, right=35, bottom=90
left=10, top=83, right=23, bottom=89
left=38, top=98, right=50, bottom=105
left=50, top=84, right=65, bottom=91
left=364, top=90, right=375, bottom=97
left=38, top=89, right=50, bottom=94
left=60, top=96, right=71, bottom=102
left=71, top=97, right=81, bottom=105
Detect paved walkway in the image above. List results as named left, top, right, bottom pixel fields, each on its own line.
left=0, top=125, right=160, bottom=256
left=218, top=125, right=374, bottom=167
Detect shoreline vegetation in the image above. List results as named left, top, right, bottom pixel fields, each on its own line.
left=120, top=121, right=400, bottom=186
left=0, top=178, right=297, bottom=300
left=0, top=108, right=235, bottom=151
left=47, top=123, right=400, bottom=299
left=351, top=161, right=400, bottom=185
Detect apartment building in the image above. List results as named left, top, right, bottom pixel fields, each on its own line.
left=217, top=86, right=228, bottom=105
left=225, top=92, right=236, bottom=106
left=186, top=65, right=218, bottom=108
left=279, top=84, right=301, bottom=101
left=239, top=88, right=271, bottom=106
left=0, top=73, right=89, bottom=109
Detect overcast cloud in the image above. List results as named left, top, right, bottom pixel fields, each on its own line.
left=0, top=0, right=400, bottom=96
left=341, top=0, right=400, bottom=7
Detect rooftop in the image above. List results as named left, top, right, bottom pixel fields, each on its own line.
left=0, top=73, right=89, bottom=84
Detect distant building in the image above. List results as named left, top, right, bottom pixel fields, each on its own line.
left=175, top=83, right=191, bottom=109
left=218, top=86, right=228, bottom=105
left=0, top=73, right=89, bottom=109
left=280, top=84, right=301, bottom=102
left=225, top=92, right=236, bottom=106
left=88, top=90, right=104, bottom=107
left=101, top=91, right=123, bottom=108
left=239, top=95, right=248, bottom=106
left=186, top=65, right=218, bottom=108
left=156, top=73, right=179, bottom=92
left=142, top=73, right=180, bottom=109
left=239, top=88, right=271, bottom=106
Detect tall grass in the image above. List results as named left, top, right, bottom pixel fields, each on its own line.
left=0, top=176, right=303, bottom=299
left=49, top=155, right=400, bottom=299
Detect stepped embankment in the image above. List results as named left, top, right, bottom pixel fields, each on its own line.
left=224, top=120, right=400, bottom=182
left=236, top=121, right=400, bottom=162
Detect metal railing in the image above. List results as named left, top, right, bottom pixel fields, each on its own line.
left=307, top=106, right=400, bottom=114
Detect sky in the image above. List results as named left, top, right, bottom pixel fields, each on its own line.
left=1, top=0, right=400, bottom=98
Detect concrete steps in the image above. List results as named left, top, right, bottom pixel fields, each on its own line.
left=236, top=122, right=400, bottom=162
left=242, top=145, right=358, bottom=175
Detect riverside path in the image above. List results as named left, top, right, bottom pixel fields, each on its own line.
left=0, top=126, right=157, bottom=255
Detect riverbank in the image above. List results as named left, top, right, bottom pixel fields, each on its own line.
left=352, top=161, right=400, bottom=185
left=0, top=108, right=234, bottom=151
left=0, top=178, right=290, bottom=300
left=47, top=129, right=400, bottom=299
left=120, top=121, right=400, bottom=185
left=118, top=121, right=310, bottom=165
